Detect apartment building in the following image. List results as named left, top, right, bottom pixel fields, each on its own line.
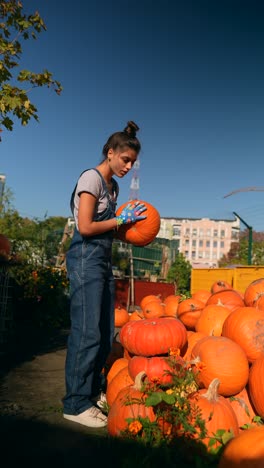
left=157, top=216, right=240, bottom=268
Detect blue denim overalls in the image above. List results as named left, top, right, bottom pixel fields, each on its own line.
left=63, top=168, right=118, bottom=415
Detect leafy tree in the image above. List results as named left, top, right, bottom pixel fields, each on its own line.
left=0, top=0, right=62, bottom=136
left=219, top=230, right=264, bottom=266
left=166, top=252, right=192, bottom=294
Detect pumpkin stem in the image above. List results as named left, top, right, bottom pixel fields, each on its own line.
left=202, top=378, right=221, bottom=402
left=134, top=371, right=147, bottom=390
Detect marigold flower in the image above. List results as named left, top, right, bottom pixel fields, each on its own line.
left=128, top=420, right=142, bottom=435
left=166, top=389, right=174, bottom=395
left=169, top=347, right=180, bottom=356
left=195, top=361, right=206, bottom=371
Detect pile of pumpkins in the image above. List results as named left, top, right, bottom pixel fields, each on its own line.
left=106, top=278, right=264, bottom=467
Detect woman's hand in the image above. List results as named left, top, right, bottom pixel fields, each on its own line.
left=116, top=201, right=147, bottom=226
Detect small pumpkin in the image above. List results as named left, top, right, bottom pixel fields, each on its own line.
left=195, top=303, right=231, bottom=336
left=106, top=365, right=133, bottom=407
left=115, top=200, right=161, bottom=246
left=106, top=357, right=129, bottom=385
left=163, top=295, right=181, bottom=317
left=205, top=289, right=244, bottom=312
left=192, top=289, right=211, bottom=304
left=114, top=306, right=130, bottom=327
left=244, top=277, right=264, bottom=307
left=141, top=299, right=165, bottom=319
left=211, top=280, right=233, bottom=294
left=177, top=298, right=205, bottom=330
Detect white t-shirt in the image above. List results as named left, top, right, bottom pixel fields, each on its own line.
left=72, top=169, right=118, bottom=229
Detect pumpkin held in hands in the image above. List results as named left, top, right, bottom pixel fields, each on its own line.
left=115, top=200, right=161, bottom=247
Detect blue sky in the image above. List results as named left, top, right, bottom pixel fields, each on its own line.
left=2, top=0, right=264, bottom=231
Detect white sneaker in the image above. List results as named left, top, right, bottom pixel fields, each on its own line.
left=63, top=406, right=107, bottom=428
left=91, top=392, right=107, bottom=410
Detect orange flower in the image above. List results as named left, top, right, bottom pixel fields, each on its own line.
left=194, top=361, right=206, bottom=371
left=128, top=420, right=142, bottom=435
left=169, top=347, right=180, bottom=356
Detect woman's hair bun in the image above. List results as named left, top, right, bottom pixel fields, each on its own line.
left=124, top=121, right=139, bottom=138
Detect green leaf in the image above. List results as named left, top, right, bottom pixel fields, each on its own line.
left=145, top=392, right=163, bottom=406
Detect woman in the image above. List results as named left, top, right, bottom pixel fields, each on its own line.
left=62, top=121, right=146, bottom=428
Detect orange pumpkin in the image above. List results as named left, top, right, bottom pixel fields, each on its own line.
left=107, top=372, right=156, bottom=436
left=195, top=303, right=231, bottom=336
left=141, top=299, right=165, bottom=319
left=115, top=200, right=161, bottom=246
left=128, top=355, right=184, bottom=385
left=163, top=295, right=181, bottom=317
left=177, top=298, right=205, bottom=330
left=106, top=365, right=133, bottom=407
left=248, top=353, right=264, bottom=418
left=106, top=357, right=129, bottom=385
left=191, top=336, right=249, bottom=396
left=218, top=425, right=264, bottom=468
left=119, top=317, right=187, bottom=357
left=205, top=289, right=244, bottom=312
left=228, top=387, right=259, bottom=431
left=221, top=306, right=264, bottom=363
left=114, top=306, right=129, bottom=327
left=211, top=280, right=233, bottom=294
left=192, top=289, right=211, bottom=304
left=244, top=277, right=264, bottom=307
left=188, top=378, right=239, bottom=451
left=139, top=294, right=162, bottom=311
left=181, top=330, right=206, bottom=361
left=129, top=310, right=144, bottom=321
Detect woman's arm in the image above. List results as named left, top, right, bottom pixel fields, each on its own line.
left=78, top=192, right=117, bottom=236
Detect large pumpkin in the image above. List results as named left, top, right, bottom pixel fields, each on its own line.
left=195, top=303, right=231, bottom=336
left=107, top=372, right=156, bottom=436
left=221, top=306, right=264, bottom=363
left=128, top=355, right=184, bottom=385
left=188, top=378, right=239, bottom=451
left=119, top=317, right=187, bottom=357
left=191, top=336, right=249, bottom=396
left=218, top=425, right=264, bottom=468
left=177, top=298, right=205, bottom=330
left=205, top=289, right=244, bottom=312
left=248, top=353, right=264, bottom=418
left=244, top=278, right=264, bottom=307
left=115, top=200, right=161, bottom=246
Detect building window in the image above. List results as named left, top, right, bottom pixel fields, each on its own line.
left=206, top=240, right=210, bottom=248
left=232, top=228, right=240, bottom=240
left=199, top=229, right=204, bottom=236
left=185, top=239, right=189, bottom=246
left=199, top=240, right=203, bottom=247
left=192, top=240, right=196, bottom=247
left=173, top=224, right=181, bottom=236
left=198, top=251, right=203, bottom=258
left=206, top=229, right=211, bottom=237
left=221, top=230, right=225, bottom=238
left=185, top=228, right=190, bottom=236
left=192, top=228, right=197, bottom=236
left=213, top=229, right=218, bottom=237
left=191, top=251, right=196, bottom=259
left=213, top=241, right=217, bottom=248
left=220, top=241, right=224, bottom=248
left=185, top=251, right=189, bottom=257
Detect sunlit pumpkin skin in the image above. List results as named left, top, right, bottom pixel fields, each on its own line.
left=181, top=330, right=206, bottom=361
left=129, top=310, right=144, bottom=321
left=254, top=295, right=264, bottom=311
left=228, top=387, right=258, bottom=431
left=163, top=295, right=181, bottom=317
left=248, top=354, right=264, bottom=418
left=139, top=294, right=162, bottom=311
left=244, top=277, right=264, bottom=307
left=106, top=365, right=134, bottom=407
left=221, top=306, right=264, bottom=363
left=188, top=378, right=239, bottom=451
left=191, top=336, right=249, bottom=396
left=192, top=289, right=211, bottom=304
left=119, top=317, right=187, bottom=357
left=205, top=289, right=245, bottom=312
left=141, top=300, right=165, bottom=319
left=211, top=280, right=233, bottom=294
left=128, top=355, right=184, bottom=384
left=177, top=298, right=205, bottom=330
left=106, top=357, right=129, bottom=385
left=107, top=372, right=156, bottom=436
left=115, top=200, right=161, bottom=247
left=218, top=425, right=264, bottom=468
left=195, top=303, right=231, bottom=336
left=114, top=306, right=130, bottom=327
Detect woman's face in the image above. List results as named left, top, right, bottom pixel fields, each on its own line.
left=108, top=147, right=138, bottom=178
